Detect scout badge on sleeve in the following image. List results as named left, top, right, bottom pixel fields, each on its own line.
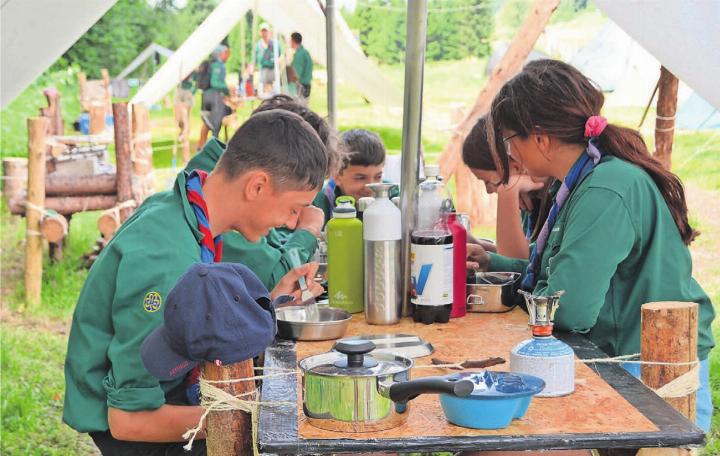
left=140, top=263, right=277, bottom=381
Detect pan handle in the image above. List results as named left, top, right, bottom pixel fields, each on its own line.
left=387, top=376, right=474, bottom=404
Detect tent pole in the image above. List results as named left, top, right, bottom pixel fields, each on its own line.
left=325, top=0, right=337, bottom=128
left=399, top=0, right=428, bottom=317
left=654, top=66, right=678, bottom=170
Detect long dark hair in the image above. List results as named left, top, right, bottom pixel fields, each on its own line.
left=462, top=116, right=553, bottom=242
left=487, top=59, right=697, bottom=244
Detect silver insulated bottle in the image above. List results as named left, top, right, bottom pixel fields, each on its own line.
left=363, top=183, right=402, bottom=325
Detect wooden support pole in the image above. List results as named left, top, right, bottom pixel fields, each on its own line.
left=654, top=66, right=679, bottom=171
left=113, top=102, right=134, bottom=221
left=203, top=360, right=254, bottom=456
left=46, top=173, right=117, bottom=196
left=25, top=117, right=49, bottom=308
left=2, top=157, right=28, bottom=206
left=89, top=103, right=106, bottom=135
left=641, top=301, right=698, bottom=420
left=437, top=0, right=560, bottom=226
left=40, top=87, right=64, bottom=136
left=9, top=195, right=118, bottom=216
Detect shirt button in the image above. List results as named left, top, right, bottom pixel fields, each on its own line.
left=198, top=266, right=209, bottom=277
left=234, top=295, right=240, bottom=302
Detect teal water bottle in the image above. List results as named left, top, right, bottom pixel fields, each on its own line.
left=326, top=196, right=364, bottom=313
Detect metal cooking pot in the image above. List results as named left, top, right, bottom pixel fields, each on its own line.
left=466, top=272, right=521, bottom=313
left=298, top=340, right=474, bottom=432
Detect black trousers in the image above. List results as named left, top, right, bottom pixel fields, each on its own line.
left=90, top=432, right=206, bottom=456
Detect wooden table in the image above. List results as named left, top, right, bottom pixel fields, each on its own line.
left=258, top=311, right=704, bottom=455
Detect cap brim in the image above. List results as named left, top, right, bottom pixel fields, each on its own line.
left=140, top=325, right=198, bottom=382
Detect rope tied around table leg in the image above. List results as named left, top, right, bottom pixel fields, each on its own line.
left=183, top=373, right=295, bottom=455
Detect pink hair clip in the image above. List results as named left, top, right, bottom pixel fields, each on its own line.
left=584, top=115, right=608, bottom=138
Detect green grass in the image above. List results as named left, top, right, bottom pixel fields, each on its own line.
left=1, top=326, right=96, bottom=455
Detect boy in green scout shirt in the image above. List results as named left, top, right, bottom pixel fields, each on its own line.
left=185, top=95, right=340, bottom=289
left=64, top=110, right=326, bottom=454
left=467, top=59, right=715, bottom=432
left=313, top=129, right=398, bottom=225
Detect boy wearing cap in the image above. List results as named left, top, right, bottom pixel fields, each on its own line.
left=314, top=129, right=399, bottom=225
left=185, top=95, right=339, bottom=289
left=63, top=110, right=325, bottom=454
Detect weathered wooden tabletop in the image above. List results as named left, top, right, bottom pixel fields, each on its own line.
left=258, top=311, right=704, bottom=455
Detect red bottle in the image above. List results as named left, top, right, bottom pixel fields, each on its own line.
left=448, top=212, right=467, bottom=318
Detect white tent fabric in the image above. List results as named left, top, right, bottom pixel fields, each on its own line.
left=594, top=0, right=720, bottom=111
left=1, top=0, right=117, bottom=108
left=131, top=0, right=400, bottom=107
left=115, top=43, right=174, bottom=80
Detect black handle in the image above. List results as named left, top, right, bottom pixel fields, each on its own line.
left=334, top=341, right=376, bottom=368
left=388, top=376, right=474, bottom=403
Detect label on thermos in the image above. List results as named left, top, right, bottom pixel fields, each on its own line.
left=410, top=243, right=453, bottom=306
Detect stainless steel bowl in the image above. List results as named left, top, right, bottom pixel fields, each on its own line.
left=277, top=306, right=352, bottom=341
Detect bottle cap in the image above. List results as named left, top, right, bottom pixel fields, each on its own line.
left=333, top=196, right=357, bottom=219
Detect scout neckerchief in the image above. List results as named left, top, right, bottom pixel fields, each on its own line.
left=186, top=170, right=223, bottom=263
left=521, top=116, right=607, bottom=291
left=185, top=169, right=223, bottom=403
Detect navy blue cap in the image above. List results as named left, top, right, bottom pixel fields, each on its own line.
left=141, top=263, right=277, bottom=381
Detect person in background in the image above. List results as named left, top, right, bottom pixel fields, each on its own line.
left=314, top=129, right=398, bottom=225
left=469, top=59, right=714, bottom=432
left=463, top=116, right=549, bottom=259
left=290, top=32, right=313, bottom=99
left=255, top=23, right=279, bottom=96
left=197, top=44, right=231, bottom=150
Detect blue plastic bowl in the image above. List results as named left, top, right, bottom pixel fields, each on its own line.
left=439, top=371, right=545, bottom=429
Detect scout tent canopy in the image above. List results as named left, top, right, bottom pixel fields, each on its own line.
left=131, top=0, right=401, bottom=107
left=0, top=0, right=117, bottom=107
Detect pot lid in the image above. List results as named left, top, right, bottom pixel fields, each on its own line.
left=469, top=272, right=522, bottom=286
left=299, top=340, right=412, bottom=377
left=446, top=371, right=545, bottom=398
left=333, top=334, right=434, bottom=359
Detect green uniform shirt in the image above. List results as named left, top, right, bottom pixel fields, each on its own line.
left=488, top=155, right=715, bottom=359
left=207, top=59, right=229, bottom=95
left=64, top=172, right=202, bottom=432
left=291, top=45, right=313, bottom=86
left=256, top=39, right=281, bottom=69
left=185, top=139, right=318, bottom=289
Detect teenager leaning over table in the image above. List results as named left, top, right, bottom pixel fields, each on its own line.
left=184, top=95, right=341, bottom=290
left=466, top=59, right=715, bottom=432
left=463, top=116, right=551, bottom=259
left=63, top=110, right=326, bottom=454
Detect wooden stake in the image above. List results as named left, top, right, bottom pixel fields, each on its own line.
left=641, top=301, right=698, bottom=419
left=131, top=103, right=154, bottom=202
left=89, top=103, right=106, bottom=135
left=25, top=117, right=49, bottom=308
left=654, top=66, right=679, bottom=170
left=113, top=102, right=135, bottom=221
left=97, top=209, right=121, bottom=240
left=40, top=212, right=68, bottom=244
left=203, top=360, right=254, bottom=456
left=2, top=157, right=28, bottom=206
left=437, top=0, right=560, bottom=226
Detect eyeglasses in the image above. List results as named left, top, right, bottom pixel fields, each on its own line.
left=502, top=132, right=521, bottom=161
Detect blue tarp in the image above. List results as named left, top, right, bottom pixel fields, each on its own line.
left=677, top=92, right=720, bottom=130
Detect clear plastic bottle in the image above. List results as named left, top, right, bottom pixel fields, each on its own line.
left=417, top=164, right=446, bottom=230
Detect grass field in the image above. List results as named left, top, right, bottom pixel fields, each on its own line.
left=2, top=29, right=719, bottom=456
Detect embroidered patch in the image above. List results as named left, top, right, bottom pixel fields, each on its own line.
left=143, top=291, right=162, bottom=313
